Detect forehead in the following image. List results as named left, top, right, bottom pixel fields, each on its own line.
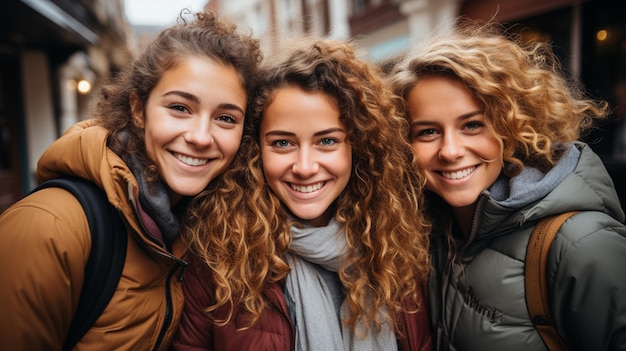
left=152, top=55, right=247, bottom=104
left=261, top=86, right=342, bottom=131
left=408, top=76, right=480, bottom=119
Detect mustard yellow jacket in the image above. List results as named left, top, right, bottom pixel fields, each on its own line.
left=0, top=120, right=188, bottom=350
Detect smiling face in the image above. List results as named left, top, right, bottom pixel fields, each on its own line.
left=406, top=75, right=502, bottom=216
left=132, top=55, right=247, bottom=205
left=260, top=86, right=352, bottom=227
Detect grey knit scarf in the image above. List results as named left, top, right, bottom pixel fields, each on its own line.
left=284, top=218, right=398, bottom=351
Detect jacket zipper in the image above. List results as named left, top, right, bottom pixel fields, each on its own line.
left=117, top=231, right=186, bottom=351
left=141, top=238, right=187, bottom=351
left=126, top=183, right=189, bottom=350
left=151, top=263, right=185, bottom=351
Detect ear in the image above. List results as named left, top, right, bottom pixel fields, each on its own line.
left=129, top=92, right=145, bottom=128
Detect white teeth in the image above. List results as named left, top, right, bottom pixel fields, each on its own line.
left=442, top=166, right=476, bottom=180
left=291, top=182, right=323, bottom=193
left=174, top=153, right=208, bottom=166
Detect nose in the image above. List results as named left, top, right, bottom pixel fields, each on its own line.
left=438, top=132, right=464, bottom=161
left=291, top=147, right=319, bottom=177
left=184, top=118, right=214, bottom=147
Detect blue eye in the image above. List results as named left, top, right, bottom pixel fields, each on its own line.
left=273, top=140, right=291, bottom=148
left=319, top=137, right=338, bottom=146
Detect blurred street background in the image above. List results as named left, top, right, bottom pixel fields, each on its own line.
left=0, top=0, right=624, bottom=213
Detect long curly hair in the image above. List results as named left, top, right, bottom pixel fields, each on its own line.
left=388, top=20, right=610, bottom=257
left=181, top=117, right=287, bottom=327
left=389, top=20, right=609, bottom=177
left=185, top=36, right=432, bottom=333
left=93, top=10, right=261, bottom=179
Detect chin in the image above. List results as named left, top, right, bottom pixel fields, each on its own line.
left=292, top=212, right=322, bottom=222
left=173, top=186, right=204, bottom=198
left=437, top=193, right=477, bottom=208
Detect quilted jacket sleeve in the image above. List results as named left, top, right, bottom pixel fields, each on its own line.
left=551, top=211, right=626, bottom=350
left=0, top=187, right=90, bottom=350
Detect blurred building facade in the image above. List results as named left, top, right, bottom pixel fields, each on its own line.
left=214, top=0, right=625, bottom=208
left=0, top=0, right=132, bottom=212
left=1, top=0, right=623, bottom=212
left=214, top=0, right=623, bottom=99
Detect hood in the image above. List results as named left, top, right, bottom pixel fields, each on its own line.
left=472, top=142, right=624, bottom=240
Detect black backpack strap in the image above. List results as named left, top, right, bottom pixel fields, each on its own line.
left=30, top=176, right=127, bottom=350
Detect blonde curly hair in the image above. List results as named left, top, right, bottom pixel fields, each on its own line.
left=183, top=37, right=432, bottom=333
left=389, top=20, right=609, bottom=176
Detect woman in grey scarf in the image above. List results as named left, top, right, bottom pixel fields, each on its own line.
left=173, top=38, right=433, bottom=351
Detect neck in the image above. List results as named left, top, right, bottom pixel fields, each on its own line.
left=452, top=204, right=476, bottom=239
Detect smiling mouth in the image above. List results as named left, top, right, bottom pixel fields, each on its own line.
left=173, top=152, right=209, bottom=166
left=441, top=166, right=476, bottom=180
left=290, top=182, right=324, bottom=193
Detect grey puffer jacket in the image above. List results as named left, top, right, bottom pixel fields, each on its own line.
left=429, top=142, right=626, bottom=351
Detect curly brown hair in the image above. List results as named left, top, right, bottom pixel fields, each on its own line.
left=92, top=10, right=261, bottom=178
left=184, top=36, right=432, bottom=333
left=389, top=20, right=609, bottom=176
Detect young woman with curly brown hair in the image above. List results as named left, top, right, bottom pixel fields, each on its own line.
left=0, top=10, right=261, bottom=350
left=174, top=38, right=432, bottom=351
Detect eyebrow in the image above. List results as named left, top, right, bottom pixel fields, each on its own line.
left=410, top=110, right=483, bottom=128
left=264, top=127, right=345, bottom=137
left=163, top=90, right=199, bottom=103
left=162, top=90, right=245, bottom=114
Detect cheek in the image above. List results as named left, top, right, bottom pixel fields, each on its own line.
left=343, top=154, right=353, bottom=178
left=482, top=136, right=503, bottom=161
left=141, top=109, right=170, bottom=159
left=411, top=142, right=431, bottom=168
left=225, top=134, right=244, bottom=158
left=213, top=127, right=244, bottom=156
left=261, top=157, right=285, bottom=200
left=261, top=152, right=281, bottom=182
left=334, top=147, right=353, bottom=179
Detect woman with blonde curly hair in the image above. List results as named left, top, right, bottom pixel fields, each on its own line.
left=173, top=38, right=432, bottom=350
left=389, top=21, right=626, bottom=350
